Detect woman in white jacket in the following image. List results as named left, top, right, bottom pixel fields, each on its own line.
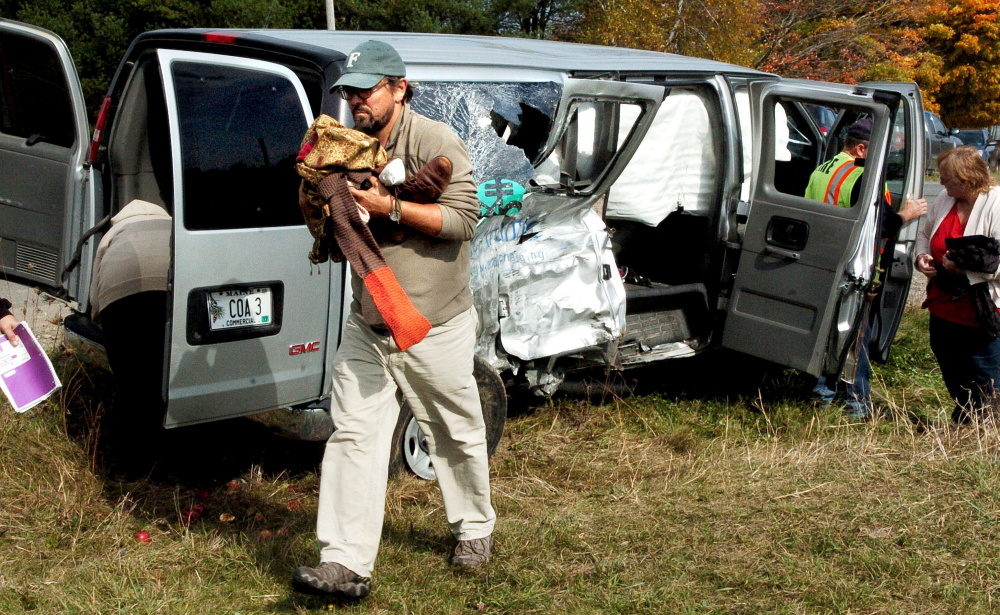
left=915, top=147, right=1000, bottom=422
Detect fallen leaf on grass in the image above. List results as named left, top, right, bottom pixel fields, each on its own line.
left=219, top=513, right=236, bottom=523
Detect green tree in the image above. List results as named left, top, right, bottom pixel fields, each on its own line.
left=573, top=0, right=763, bottom=66
left=491, top=0, right=581, bottom=38
left=752, top=0, right=930, bottom=84
left=335, top=0, right=495, bottom=33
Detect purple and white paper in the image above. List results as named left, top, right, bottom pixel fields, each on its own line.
left=0, top=323, right=61, bottom=413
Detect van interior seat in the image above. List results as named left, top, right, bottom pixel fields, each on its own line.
left=604, top=88, right=719, bottom=227
left=109, top=59, right=172, bottom=215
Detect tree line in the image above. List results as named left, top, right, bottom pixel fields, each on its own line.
left=2, top=0, right=997, bottom=128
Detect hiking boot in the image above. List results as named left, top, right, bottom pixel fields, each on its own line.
left=450, top=534, right=493, bottom=570
left=292, top=561, right=371, bottom=599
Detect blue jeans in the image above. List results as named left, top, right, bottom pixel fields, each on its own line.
left=928, top=315, right=1000, bottom=419
left=813, top=323, right=873, bottom=417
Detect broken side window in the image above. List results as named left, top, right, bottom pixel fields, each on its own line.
left=409, top=81, right=561, bottom=189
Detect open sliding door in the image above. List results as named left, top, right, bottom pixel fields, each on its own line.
left=722, top=80, right=914, bottom=376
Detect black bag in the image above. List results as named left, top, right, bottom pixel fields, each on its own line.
left=933, top=265, right=970, bottom=296
left=945, top=235, right=1000, bottom=274
left=971, top=283, right=1000, bottom=339
left=944, top=235, right=1000, bottom=337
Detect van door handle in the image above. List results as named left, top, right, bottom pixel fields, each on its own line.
left=763, top=246, right=801, bottom=261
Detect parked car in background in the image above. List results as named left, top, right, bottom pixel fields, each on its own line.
left=804, top=103, right=837, bottom=137
left=954, top=128, right=999, bottom=172
left=923, top=110, right=962, bottom=172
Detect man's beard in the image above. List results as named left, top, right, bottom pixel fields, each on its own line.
left=353, top=104, right=393, bottom=135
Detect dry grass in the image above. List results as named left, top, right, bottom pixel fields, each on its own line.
left=3, top=307, right=1000, bottom=613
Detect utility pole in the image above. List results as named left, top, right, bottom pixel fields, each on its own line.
left=326, top=0, right=336, bottom=30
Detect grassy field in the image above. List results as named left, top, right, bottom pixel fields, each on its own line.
left=3, top=307, right=1000, bottom=614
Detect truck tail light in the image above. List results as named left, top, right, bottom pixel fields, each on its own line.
left=88, top=96, right=111, bottom=164
left=204, top=32, right=239, bottom=44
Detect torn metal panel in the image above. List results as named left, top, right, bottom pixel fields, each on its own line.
left=471, top=192, right=625, bottom=366
left=420, top=78, right=665, bottom=371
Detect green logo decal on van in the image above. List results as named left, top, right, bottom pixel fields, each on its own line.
left=477, top=178, right=525, bottom=217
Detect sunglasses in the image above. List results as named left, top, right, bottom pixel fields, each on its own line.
left=336, top=79, right=390, bottom=101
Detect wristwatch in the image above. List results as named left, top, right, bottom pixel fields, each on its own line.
left=389, top=195, right=402, bottom=222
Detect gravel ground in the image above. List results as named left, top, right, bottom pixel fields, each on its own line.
left=0, top=280, right=74, bottom=351
left=907, top=272, right=928, bottom=308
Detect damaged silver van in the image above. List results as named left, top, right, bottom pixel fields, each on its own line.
left=0, top=20, right=925, bottom=476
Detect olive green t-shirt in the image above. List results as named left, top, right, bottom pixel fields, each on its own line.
left=351, top=104, right=479, bottom=326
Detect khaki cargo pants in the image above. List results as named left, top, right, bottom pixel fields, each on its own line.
left=316, top=307, right=496, bottom=577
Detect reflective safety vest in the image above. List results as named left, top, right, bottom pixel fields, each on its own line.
left=804, top=151, right=863, bottom=208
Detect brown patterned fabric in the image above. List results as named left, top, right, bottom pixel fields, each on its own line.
left=296, top=115, right=388, bottom=181
left=296, top=115, right=453, bottom=266
left=314, top=170, right=431, bottom=350
left=297, top=115, right=388, bottom=265
left=396, top=156, right=453, bottom=204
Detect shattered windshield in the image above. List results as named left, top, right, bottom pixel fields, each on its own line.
left=410, top=82, right=562, bottom=188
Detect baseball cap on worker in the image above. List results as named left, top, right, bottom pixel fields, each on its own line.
left=332, top=40, right=406, bottom=90
left=847, top=117, right=873, bottom=141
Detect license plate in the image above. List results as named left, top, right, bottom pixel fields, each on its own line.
left=207, top=288, right=273, bottom=331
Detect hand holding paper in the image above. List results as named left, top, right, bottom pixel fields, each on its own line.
left=0, top=323, right=61, bottom=413
left=0, top=314, right=18, bottom=346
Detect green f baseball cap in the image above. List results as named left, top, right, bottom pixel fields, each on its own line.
left=332, top=40, right=406, bottom=90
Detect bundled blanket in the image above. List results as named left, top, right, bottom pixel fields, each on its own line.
left=297, top=115, right=388, bottom=264
left=296, top=115, right=451, bottom=351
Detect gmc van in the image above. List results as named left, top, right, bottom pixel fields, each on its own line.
left=0, top=20, right=926, bottom=477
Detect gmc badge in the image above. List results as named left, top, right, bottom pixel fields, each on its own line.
left=289, top=341, right=321, bottom=355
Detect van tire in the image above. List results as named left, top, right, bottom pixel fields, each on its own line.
left=388, top=355, right=507, bottom=480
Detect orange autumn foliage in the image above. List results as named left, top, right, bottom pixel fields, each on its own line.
left=571, top=0, right=999, bottom=128
left=920, top=0, right=1000, bottom=127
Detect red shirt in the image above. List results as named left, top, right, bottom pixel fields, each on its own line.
left=923, top=204, right=980, bottom=326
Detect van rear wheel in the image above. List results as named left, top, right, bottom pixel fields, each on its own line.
left=388, top=356, right=506, bottom=480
